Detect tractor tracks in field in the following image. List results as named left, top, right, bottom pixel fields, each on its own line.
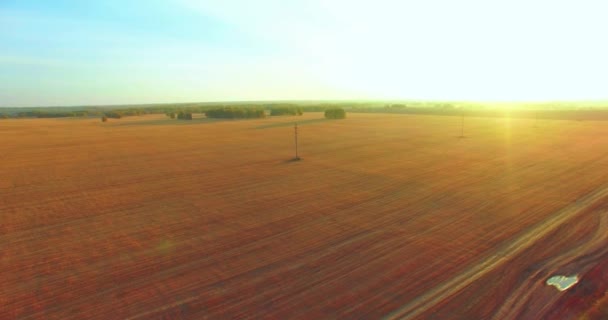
left=491, top=211, right=608, bottom=320
left=386, top=183, right=608, bottom=320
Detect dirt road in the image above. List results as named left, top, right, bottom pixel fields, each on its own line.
left=387, top=183, right=608, bottom=320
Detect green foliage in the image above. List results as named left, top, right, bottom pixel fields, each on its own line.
left=270, top=106, right=303, bottom=116
left=113, top=108, right=144, bottom=116
left=206, top=107, right=266, bottom=119
left=104, top=111, right=123, bottom=119
left=15, top=110, right=89, bottom=118
left=177, top=111, right=193, bottom=120
left=166, top=112, right=176, bottom=119
left=324, top=108, right=346, bottom=119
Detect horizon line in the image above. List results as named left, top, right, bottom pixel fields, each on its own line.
left=3, top=98, right=608, bottom=109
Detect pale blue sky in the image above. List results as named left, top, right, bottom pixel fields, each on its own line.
left=1, top=0, right=607, bottom=107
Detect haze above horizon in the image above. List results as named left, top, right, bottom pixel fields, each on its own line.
left=2, top=0, right=607, bottom=107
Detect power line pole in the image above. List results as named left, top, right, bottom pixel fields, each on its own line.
left=294, top=123, right=300, bottom=160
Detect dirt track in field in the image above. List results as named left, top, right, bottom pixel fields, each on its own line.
left=2, top=113, right=608, bottom=319
left=388, top=183, right=608, bottom=320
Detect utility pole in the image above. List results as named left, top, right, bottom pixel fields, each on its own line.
left=294, top=123, right=300, bottom=160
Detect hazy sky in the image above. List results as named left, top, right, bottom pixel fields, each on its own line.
left=1, top=0, right=607, bottom=106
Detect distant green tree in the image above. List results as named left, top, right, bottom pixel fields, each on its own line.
left=177, top=111, right=193, bottom=120
left=205, top=107, right=265, bottom=119
left=166, top=112, right=176, bottom=119
left=324, top=108, right=346, bottom=119
left=104, top=111, right=122, bottom=119
left=270, top=106, right=303, bottom=116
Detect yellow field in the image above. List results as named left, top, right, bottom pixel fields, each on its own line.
left=2, top=112, right=608, bottom=319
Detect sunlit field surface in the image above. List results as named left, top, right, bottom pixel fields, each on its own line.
left=2, top=112, right=608, bottom=319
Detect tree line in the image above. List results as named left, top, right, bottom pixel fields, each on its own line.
left=325, top=108, right=346, bottom=119
left=205, top=107, right=266, bottom=119
left=1, top=102, right=357, bottom=120
left=270, top=106, right=303, bottom=116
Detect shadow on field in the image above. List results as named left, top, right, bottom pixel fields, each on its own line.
left=282, top=157, right=303, bottom=164
left=255, top=118, right=328, bottom=129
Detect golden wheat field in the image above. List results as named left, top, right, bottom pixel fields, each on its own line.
left=2, top=112, right=608, bottom=319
